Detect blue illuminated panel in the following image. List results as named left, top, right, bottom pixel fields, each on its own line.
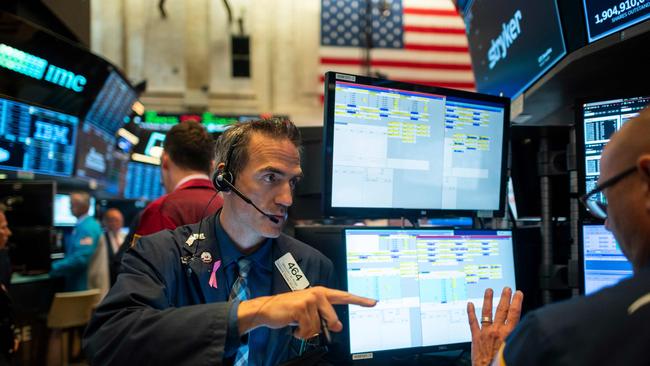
left=581, top=96, right=650, bottom=205
left=584, top=0, right=650, bottom=43
left=85, top=71, right=136, bottom=136
left=0, top=43, right=48, bottom=80
left=345, top=228, right=516, bottom=355
left=0, top=97, right=78, bottom=176
left=582, top=224, right=633, bottom=295
left=464, top=0, right=567, bottom=98
left=124, top=161, right=165, bottom=201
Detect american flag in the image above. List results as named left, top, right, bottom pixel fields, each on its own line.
left=319, top=0, right=474, bottom=95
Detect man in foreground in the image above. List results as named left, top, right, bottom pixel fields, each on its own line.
left=83, top=119, right=376, bottom=365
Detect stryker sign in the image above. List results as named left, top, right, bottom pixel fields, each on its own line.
left=487, top=10, right=522, bottom=70
left=0, top=43, right=87, bottom=92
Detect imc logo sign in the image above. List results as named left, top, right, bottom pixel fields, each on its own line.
left=0, top=43, right=87, bottom=92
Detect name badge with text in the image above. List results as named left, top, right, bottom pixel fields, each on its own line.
left=275, top=252, right=310, bottom=291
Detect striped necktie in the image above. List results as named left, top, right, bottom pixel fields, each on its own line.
left=229, top=258, right=252, bottom=366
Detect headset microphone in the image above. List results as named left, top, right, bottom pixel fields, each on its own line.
left=216, top=174, right=280, bottom=224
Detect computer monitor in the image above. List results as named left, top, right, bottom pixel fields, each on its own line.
left=322, top=72, right=509, bottom=218
left=75, top=122, right=128, bottom=194
left=0, top=96, right=78, bottom=177
left=583, top=0, right=650, bottom=43
left=580, top=224, right=633, bottom=295
left=130, top=129, right=166, bottom=165
left=83, top=70, right=137, bottom=137
left=123, top=161, right=165, bottom=201
left=576, top=95, right=650, bottom=214
left=0, top=180, right=55, bottom=226
left=464, top=0, right=567, bottom=98
left=343, top=228, right=517, bottom=359
left=53, top=193, right=96, bottom=227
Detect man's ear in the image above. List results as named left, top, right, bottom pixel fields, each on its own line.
left=638, top=155, right=650, bottom=179
left=637, top=155, right=650, bottom=211
left=161, top=152, right=170, bottom=170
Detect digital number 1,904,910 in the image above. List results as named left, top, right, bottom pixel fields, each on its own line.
left=594, top=0, right=646, bottom=24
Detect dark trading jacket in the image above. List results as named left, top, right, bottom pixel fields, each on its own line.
left=83, top=214, right=336, bottom=366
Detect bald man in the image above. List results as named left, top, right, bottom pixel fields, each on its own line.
left=467, top=108, right=650, bottom=366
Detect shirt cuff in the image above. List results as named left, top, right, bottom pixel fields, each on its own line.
left=225, top=299, right=250, bottom=356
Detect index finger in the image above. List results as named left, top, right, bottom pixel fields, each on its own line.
left=321, top=288, right=378, bottom=307
left=467, top=301, right=480, bottom=337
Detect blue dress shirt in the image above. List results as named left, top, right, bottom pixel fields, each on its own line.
left=216, top=215, right=273, bottom=366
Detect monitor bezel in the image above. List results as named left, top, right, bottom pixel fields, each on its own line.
left=322, top=72, right=510, bottom=219
left=578, top=222, right=590, bottom=295
left=341, top=226, right=518, bottom=361
left=575, top=94, right=650, bottom=223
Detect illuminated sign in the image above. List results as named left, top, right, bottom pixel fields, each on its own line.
left=136, top=110, right=264, bottom=132
left=0, top=43, right=87, bottom=92
left=487, top=10, right=523, bottom=70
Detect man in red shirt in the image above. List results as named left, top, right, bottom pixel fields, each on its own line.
left=135, top=121, right=223, bottom=237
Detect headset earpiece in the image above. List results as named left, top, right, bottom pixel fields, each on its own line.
left=213, top=169, right=234, bottom=192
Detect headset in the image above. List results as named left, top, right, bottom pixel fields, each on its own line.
left=212, top=129, right=241, bottom=192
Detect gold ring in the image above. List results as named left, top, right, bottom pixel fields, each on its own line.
left=481, top=316, right=493, bottom=324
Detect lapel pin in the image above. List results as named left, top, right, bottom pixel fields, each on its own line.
left=200, top=251, right=213, bottom=264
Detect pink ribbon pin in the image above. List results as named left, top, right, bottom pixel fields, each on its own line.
left=209, top=259, right=221, bottom=289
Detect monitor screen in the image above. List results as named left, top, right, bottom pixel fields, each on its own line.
left=322, top=72, right=509, bottom=218
left=130, top=129, right=166, bottom=165
left=579, top=96, right=650, bottom=205
left=54, top=193, right=96, bottom=227
left=344, top=228, right=516, bottom=357
left=581, top=224, right=633, bottom=295
left=464, top=0, right=566, bottom=98
left=84, top=70, right=136, bottom=137
left=0, top=180, right=55, bottom=226
left=75, top=122, right=128, bottom=194
left=123, top=161, right=165, bottom=201
left=583, top=0, right=650, bottom=43
left=0, top=96, right=78, bottom=177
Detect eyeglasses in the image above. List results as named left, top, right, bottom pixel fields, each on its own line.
left=580, top=166, right=637, bottom=219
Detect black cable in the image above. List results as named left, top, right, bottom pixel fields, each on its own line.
left=221, top=0, right=234, bottom=24
left=158, top=0, right=167, bottom=18
left=192, top=191, right=221, bottom=256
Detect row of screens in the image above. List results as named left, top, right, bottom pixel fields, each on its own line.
left=464, top=0, right=650, bottom=98
left=0, top=71, right=135, bottom=168
left=341, top=225, right=631, bottom=359
left=0, top=88, right=276, bottom=201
